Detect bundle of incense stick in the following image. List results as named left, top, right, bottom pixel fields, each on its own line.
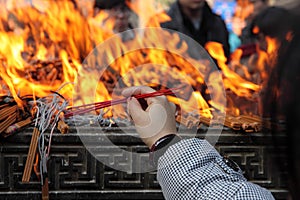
left=22, top=127, right=40, bottom=183
left=4, top=117, right=32, bottom=138
left=64, top=87, right=181, bottom=118
left=0, top=104, right=18, bottom=134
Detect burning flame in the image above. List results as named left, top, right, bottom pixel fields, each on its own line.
left=254, top=36, right=281, bottom=89
left=205, top=42, right=260, bottom=98
left=0, top=0, right=282, bottom=119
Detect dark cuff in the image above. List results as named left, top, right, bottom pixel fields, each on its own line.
left=149, top=134, right=181, bottom=167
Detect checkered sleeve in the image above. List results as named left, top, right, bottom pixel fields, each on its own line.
left=157, top=138, right=275, bottom=200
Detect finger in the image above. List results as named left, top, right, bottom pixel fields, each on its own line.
left=122, top=86, right=158, bottom=106
left=133, top=86, right=166, bottom=106
left=122, top=86, right=168, bottom=108
left=122, top=86, right=156, bottom=97
left=127, top=97, right=148, bottom=124
left=169, top=102, right=177, bottom=114
left=122, top=86, right=143, bottom=97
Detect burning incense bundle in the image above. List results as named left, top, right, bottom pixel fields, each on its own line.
left=0, top=97, right=33, bottom=138
left=19, top=84, right=69, bottom=199
left=4, top=117, right=32, bottom=137
left=0, top=103, right=17, bottom=132
left=64, top=87, right=181, bottom=118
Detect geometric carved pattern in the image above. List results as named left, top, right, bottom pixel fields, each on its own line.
left=218, top=147, right=276, bottom=186
left=0, top=127, right=289, bottom=199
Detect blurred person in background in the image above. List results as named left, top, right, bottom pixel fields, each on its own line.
left=160, top=0, right=231, bottom=62
left=249, top=8, right=300, bottom=199
left=250, top=6, right=294, bottom=56
left=94, top=0, right=137, bottom=41
left=247, top=6, right=296, bottom=117
left=231, top=0, right=269, bottom=60
left=260, top=7, right=300, bottom=199
left=239, top=0, right=269, bottom=45
left=159, top=0, right=231, bottom=105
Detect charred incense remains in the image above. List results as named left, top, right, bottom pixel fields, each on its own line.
left=176, top=112, right=263, bottom=133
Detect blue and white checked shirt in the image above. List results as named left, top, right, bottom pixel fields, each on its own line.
left=157, top=138, right=275, bottom=200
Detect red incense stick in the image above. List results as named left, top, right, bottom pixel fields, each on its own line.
left=64, top=87, right=180, bottom=118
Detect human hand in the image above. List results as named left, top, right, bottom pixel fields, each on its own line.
left=122, top=86, right=177, bottom=148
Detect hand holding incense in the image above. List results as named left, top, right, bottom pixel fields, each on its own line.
left=121, top=86, right=178, bottom=148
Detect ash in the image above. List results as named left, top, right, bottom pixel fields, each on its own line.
left=64, top=114, right=133, bottom=128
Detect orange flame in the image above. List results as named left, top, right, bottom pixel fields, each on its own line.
left=254, top=36, right=281, bottom=88
left=0, top=0, right=282, bottom=119
left=205, top=42, right=260, bottom=98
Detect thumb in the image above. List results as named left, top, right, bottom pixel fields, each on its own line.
left=170, top=102, right=176, bottom=115
left=127, top=97, right=149, bottom=125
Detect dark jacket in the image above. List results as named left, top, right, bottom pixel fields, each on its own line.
left=161, top=1, right=230, bottom=61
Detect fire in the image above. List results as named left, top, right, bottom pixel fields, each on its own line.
left=127, top=0, right=171, bottom=27
left=0, top=32, right=24, bottom=104
left=252, top=35, right=281, bottom=90
left=0, top=0, right=282, bottom=119
left=206, top=42, right=260, bottom=97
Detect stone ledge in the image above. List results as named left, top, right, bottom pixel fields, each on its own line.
left=0, top=127, right=288, bottom=199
